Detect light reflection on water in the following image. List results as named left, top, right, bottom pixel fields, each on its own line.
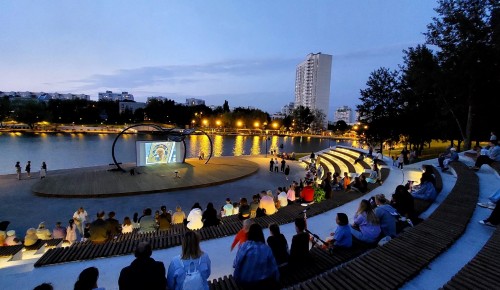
left=0, top=133, right=352, bottom=174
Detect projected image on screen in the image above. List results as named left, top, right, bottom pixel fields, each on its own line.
left=136, top=141, right=182, bottom=166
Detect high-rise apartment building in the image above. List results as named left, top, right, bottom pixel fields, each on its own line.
left=98, top=91, right=134, bottom=101
left=294, top=53, right=332, bottom=126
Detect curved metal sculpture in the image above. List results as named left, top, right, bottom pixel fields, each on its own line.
left=111, top=124, right=213, bottom=172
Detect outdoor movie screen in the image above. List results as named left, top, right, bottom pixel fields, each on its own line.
left=136, top=141, right=182, bottom=166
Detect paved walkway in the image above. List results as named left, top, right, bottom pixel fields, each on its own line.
left=31, top=157, right=259, bottom=197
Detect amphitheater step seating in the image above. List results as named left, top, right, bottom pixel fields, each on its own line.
left=286, top=161, right=478, bottom=290
left=321, top=152, right=356, bottom=173
left=208, top=165, right=438, bottom=289
left=333, top=148, right=372, bottom=170
left=36, top=153, right=390, bottom=267
left=441, top=225, right=500, bottom=289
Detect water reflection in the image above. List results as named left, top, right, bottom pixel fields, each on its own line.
left=213, top=135, right=223, bottom=157
left=250, top=136, right=261, bottom=155
left=233, top=135, right=245, bottom=156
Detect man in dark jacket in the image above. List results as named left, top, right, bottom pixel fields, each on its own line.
left=106, top=211, right=120, bottom=239
left=89, top=211, right=108, bottom=243
left=118, top=241, right=167, bottom=290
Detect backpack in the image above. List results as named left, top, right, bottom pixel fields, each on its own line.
left=179, top=257, right=204, bottom=290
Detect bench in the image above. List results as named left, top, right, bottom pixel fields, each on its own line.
left=441, top=226, right=500, bottom=289
left=286, top=162, right=478, bottom=289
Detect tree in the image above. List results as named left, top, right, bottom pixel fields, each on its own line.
left=0, top=96, right=10, bottom=126
left=310, top=109, right=326, bottom=131
left=291, top=106, right=315, bottom=132
left=399, top=45, right=442, bottom=153
left=357, top=67, right=403, bottom=151
left=425, top=0, right=500, bottom=149
left=12, top=100, right=47, bottom=129
left=223, top=100, right=230, bottom=113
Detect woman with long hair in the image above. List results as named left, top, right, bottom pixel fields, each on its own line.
left=167, top=231, right=211, bottom=290
left=202, top=202, right=220, bottom=227
left=65, top=219, right=77, bottom=244
left=266, top=223, right=289, bottom=266
left=351, top=199, right=381, bottom=244
left=233, top=224, right=279, bottom=289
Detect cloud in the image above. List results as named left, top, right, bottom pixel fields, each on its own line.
left=61, top=58, right=300, bottom=92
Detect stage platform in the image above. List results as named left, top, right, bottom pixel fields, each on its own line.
left=31, top=157, right=259, bottom=198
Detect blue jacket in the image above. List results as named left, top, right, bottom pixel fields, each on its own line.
left=167, top=253, right=211, bottom=290
left=233, top=241, right=279, bottom=284
left=411, top=181, right=437, bottom=201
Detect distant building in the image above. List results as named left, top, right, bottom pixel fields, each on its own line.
left=185, top=98, right=205, bottom=106
left=294, top=52, right=332, bottom=126
left=147, top=96, right=169, bottom=102
left=281, top=102, right=295, bottom=115
left=38, top=93, right=90, bottom=101
left=271, top=112, right=286, bottom=120
left=98, top=91, right=134, bottom=101
left=119, top=101, right=146, bottom=114
left=334, top=106, right=354, bottom=124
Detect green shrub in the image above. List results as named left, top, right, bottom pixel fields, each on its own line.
left=313, top=186, right=326, bottom=203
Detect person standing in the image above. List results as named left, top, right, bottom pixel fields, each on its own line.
left=25, top=161, right=31, bottom=178
left=119, top=241, right=167, bottom=290
left=65, top=219, right=77, bottom=244
left=40, top=161, right=47, bottom=179
left=280, top=159, right=286, bottom=172
left=15, top=161, right=21, bottom=180
left=274, top=158, right=279, bottom=172
left=167, top=231, right=211, bottom=290
left=269, top=158, right=274, bottom=172
left=73, top=207, right=88, bottom=237
left=284, top=165, right=290, bottom=180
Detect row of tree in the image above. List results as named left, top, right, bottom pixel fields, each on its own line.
left=0, top=95, right=328, bottom=132
left=357, top=0, right=500, bottom=151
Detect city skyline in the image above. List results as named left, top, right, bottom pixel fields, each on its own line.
left=0, top=1, right=438, bottom=119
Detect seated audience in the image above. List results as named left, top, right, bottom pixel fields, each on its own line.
left=325, top=213, right=352, bottom=249
left=158, top=205, right=172, bottom=231
left=266, top=223, right=289, bottom=266
left=374, top=194, right=398, bottom=238
left=438, top=147, right=459, bottom=171
left=342, top=172, right=351, bottom=191
left=172, top=206, right=186, bottom=225
left=300, top=181, right=315, bottom=203
left=132, top=212, right=140, bottom=229
left=289, top=217, right=311, bottom=265
left=351, top=199, right=381, bottom=244
left=277, top=187, right=288, bottom=207
left=479, top=201, right=500, bottom=227
left=36, top=222, right=52, bottom=240
left=74, top=266, right=104, bottom=290
left=286, top=184, right=296, bottom=202
left=65, top=219, right=77, bottom=244
left=233, top=202, right=239, bottom=215
left=249, top=195, right=260, bottom=218
left=119, top=241, right=167, bottom=290
left=202, top=202, right=220, bottom=227
left=33, top=283, right=53, bottom=290
left=223, top=198, right=234, bottom=216
left=233, top=224, right=279, bottom=289
left=106, top=211, right=120, bottom=238
left=52, top=222, right=67, bottom=239
left=321, top=172, right=333, bottom=199
left=238, top=198, right=250, bottom=220
left=24, top=228, right=39, bottom=246
left=139, top=208, right=158, bottom=233
left=411, top=174, right=437, bottom=201
left=89, top=211, right=108, bottom=243
left=187, top=203, right=204, bottom=230
left=121, top=217, right=133, bottom=234
left=259, top=191, right=277, bottom=215
left=391, top=185, right=416, bottom=221
left=4, top=230, right=21, bottom=245
left=0, top=231, right=5, bottom=246
left=231, top=219, right=253, bottom=251
left=471, top=140, right=500, bottom=170
left=167, top=231, right=211, bottom=290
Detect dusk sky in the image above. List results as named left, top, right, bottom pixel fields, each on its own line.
left=0, top=1, right=438, bottom=119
